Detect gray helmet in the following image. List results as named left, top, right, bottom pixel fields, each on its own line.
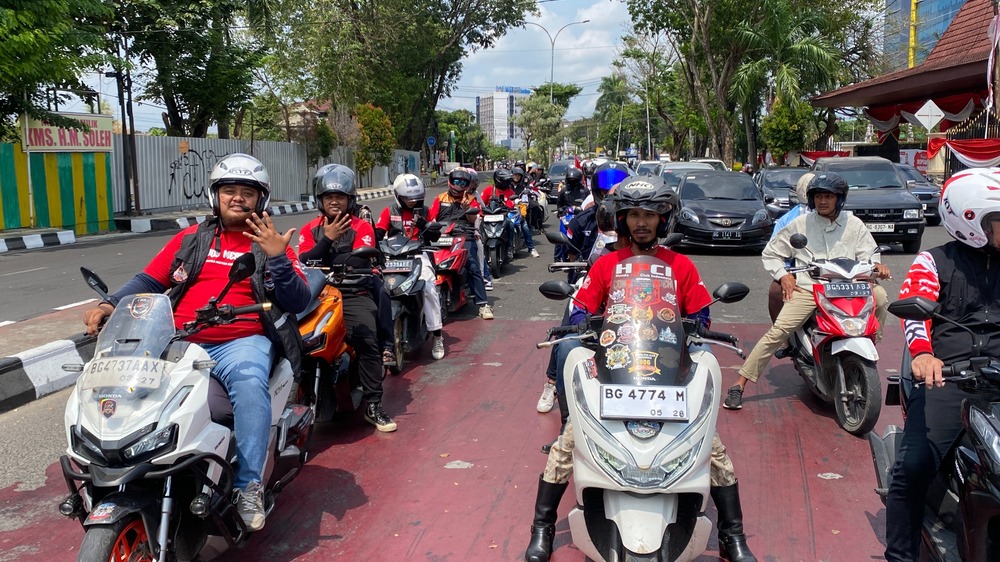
left=208, top=153, right=271, bottom=215
left=613, top=176, right=678, bottom=239
left=315, top=165, right=357, bottom=214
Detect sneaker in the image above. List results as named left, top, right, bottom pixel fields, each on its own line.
left=723, top=385, right=744, bottom=410
left=233, top=481, right=266, bottom=531
left=484, top=279, right=494, bottom=291
left=536, top=382, right=556, bottom=413
left=479, top=304, right=495, bottom=320
left=774, top=345, right=793, bottom=359
left=530, top=248, right=540, bottom=258
left=432, top=336, right=445, bottom=360
left=365, top=402, right=397, bottom=432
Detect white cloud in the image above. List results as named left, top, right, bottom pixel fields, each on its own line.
left=443, top=0, right=631, bottom=119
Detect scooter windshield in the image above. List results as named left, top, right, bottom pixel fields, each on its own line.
left=76, top=294, right=177, bottom=440
left=594, top=256, right=691, bottom=386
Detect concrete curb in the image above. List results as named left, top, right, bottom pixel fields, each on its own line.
left=115, top=201, right=318, bottom=233
left=0, top=334, right=95, bottom=413
left=0, top=230, right=76, bottom=254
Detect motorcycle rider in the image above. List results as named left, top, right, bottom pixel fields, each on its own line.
left=299, top=167, right=398, bottom=432
left=374, top=173, right=447, bottom=358
left=582, top=160, right=597, bottom=190
left=482, top=167, right=540, bottom=258
left=427, top=167, right=495, bottom=320
left=883, top=167, right=1000, bottom=562
left=723, top=172, right=891, bottom=410
left=553, top=167, right=588, bottom=263
left=83, top=153, right=311, bottom=531
left=524, top=178, right=758, bottom=562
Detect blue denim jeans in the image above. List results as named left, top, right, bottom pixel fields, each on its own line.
left=203, top=334, right=274, bottom=489
left=464, top=240, right=488, bottom=305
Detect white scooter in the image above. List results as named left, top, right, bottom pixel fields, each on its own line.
left=538, top=255, right=749, bottom=562
left=59, top=254, right=313, bottom=562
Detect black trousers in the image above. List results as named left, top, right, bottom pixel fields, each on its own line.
left=884, top=381, right=1000, bottom=560
left=342, top=294, right=384, bottom=404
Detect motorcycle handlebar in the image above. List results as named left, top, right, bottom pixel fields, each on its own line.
left=699, top=328, right=739, bottom=346
left=231, top=303, right=271, bottom=316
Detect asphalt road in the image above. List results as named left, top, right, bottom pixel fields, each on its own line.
left=0, top=196, right=950, bottom=559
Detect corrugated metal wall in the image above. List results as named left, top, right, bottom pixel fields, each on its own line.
left=0, top=143, right=114, bottom=234
left=111, top=135, right=310, bottom=213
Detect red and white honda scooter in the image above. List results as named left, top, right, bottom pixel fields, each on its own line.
left=784, top=233, right=889, bottom=435
left=428, top=223, right=470, bottom=321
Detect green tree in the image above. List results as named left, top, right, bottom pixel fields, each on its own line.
left=0, top=0, right=111, bottom=140
left=514, top=94, right=564, bottom=165
left=534, top=82, right=583, bottom=110
left=355, top=103, right=394, bottom=187
left=435, top=109, right=487, bottom=163
left=760, top=97, right=812, bottom=165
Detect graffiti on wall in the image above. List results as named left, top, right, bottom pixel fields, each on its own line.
left=168, top=149, right=230, bottom=201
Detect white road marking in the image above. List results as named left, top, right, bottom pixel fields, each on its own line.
left=0, top=267, right=47, bottom=277
left=53, top=299, right=97, bottom=311
left=0, top=321, right=15, bottom=327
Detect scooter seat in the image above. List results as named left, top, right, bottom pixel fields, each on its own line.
left=208, top=377, right=234, bottom=428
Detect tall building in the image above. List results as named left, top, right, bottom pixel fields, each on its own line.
left=475, top=86, right=532, bottom=151
left=884, top=0, right=967, bottom=70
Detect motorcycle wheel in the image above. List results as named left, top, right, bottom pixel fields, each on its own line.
left=388, top=316, right=405, bottom=376
left=835, top=355, right=882, bottom=436
left=439, top=287, right=451, bottom=323
left=490, top=247, right=503, bottom=279
left=77, top=515, right=154, bottom=562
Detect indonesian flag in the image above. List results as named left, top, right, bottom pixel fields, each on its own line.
left=574, top=155, right=582, bottom=169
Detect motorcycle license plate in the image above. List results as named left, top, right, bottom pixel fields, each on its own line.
left=483, top=214, right=504, bottom=223
left=600, top=384, right=689, bottom=422
left=824, top=282, right=872, bottom=298
left=383, top=259, right=415, bottom=273
left=866, top=223, right=894, bottom=233
left=712, top=230, right=742, bottom=240
left=82, top=358, right=168, bottom=391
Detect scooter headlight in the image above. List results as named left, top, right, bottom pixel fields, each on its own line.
left=437, top=256, right=456, bottom=270
left=122, top=423, right=177, bottom=463
left=391, top=265, right=421, bottom=297
left=969, top=408, right=1000, bottom=469
left=817, top=292, right=873, bottom=337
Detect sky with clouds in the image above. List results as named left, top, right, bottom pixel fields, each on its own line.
left=441, top=0, right=632, bottom=121
left=61, top=0, right=633, bottom=131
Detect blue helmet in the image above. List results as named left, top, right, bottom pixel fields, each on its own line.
left=592, top=161, right=631, bottom=193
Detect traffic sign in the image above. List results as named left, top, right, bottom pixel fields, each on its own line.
left=427, top=136, right=436, bottom=147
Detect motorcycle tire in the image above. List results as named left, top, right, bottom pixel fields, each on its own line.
left=388, top=316, right=406, bottom=376
left=490, top=247, right=503, bottom=279
left=77, top=515, right=154, bottom=562
left=439, top=287, right=451, bottom=323
left=835, top=354, right=882, bottom=436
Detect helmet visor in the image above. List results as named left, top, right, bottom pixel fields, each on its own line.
left=450, top=178, right=471, bottom=189
left=593, top=168, right=629, bottom=191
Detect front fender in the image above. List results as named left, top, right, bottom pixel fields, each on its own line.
left=605, top=490, right=677, bottom=555
left=831, top=337, right=879, bottom=361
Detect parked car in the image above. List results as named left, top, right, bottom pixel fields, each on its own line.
left=811, top=156, right=924, bottom=253
left=635, top=160, right=662, bottom=176
left=674, top=170, right=774, bottom=250
left=659, top=162, right=715, bottom=192
left=756, top=166, right=810, bottom=216
left=894, top=163, right=941, bottom=226
left=692, top=158, right=728, bottom=171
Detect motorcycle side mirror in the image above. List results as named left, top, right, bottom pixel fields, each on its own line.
left=351, top=246, right=382, bottom=261
left=790, top=233, right=808, bottom=249
left=425, top=221, right=443, bottom=232
left=712, top=282, right=750, bottom=304
left=888, top=297, right=940, bottom=321
left=80, top=267, right=111, bottom=301
left=545, top=230, right=572, bottom=246
left=228, top=253, right=256, bottom=284
left=876, top=245, right=892, bottom=254
left=538, top=280, right=575, bottom=301
left=662, top=233, right=683, bottom=248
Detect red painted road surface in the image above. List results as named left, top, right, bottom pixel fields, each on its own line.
left=0, top=319, right=904, bottom=561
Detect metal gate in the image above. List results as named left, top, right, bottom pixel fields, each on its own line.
left=946, top=107, right=1000, bottom=178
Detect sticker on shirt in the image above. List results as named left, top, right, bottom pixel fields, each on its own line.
left=626, top=277, right=660, bottom=306
left=657, top=307, right=676, bottom=323
left=616, top=324, right=636, bottom=345
left=171, top=264, right=189, bottom=283
left=360, top=234, right=373, bottom=247
left=599, top=330, right=616, bottom=347
left=659, top=327, right=678, bottom=344
left=605, top=344, right=632, bottom=370
left=629, top=350, right=661, bottom=377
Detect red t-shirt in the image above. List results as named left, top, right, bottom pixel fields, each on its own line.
left=376, top=207, right=424, bottom=241
left=298, top=215, right=376, bottom=254
left=575, top=246, right=711, bottom=316
left=480, top=185, right=516, bottom=208
left=144, top=227, right=303, bottom=343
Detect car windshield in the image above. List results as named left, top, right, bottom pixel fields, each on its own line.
left=636, top=163, right=659, bottom=176
left=896, top=165, right=926, bottom=183
left=762, top=168, right=808, bottom=189
left=823, top=162, right=903, bottom=189
left=549, top=163, right=569, bottom=176
left=680, top=174, right=761, bottom=200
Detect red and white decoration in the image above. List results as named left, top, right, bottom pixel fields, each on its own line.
left=928, top=138, right=1000, bottom=168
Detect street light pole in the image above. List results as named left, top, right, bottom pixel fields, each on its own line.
left=524, top=20, right=590, bottom=104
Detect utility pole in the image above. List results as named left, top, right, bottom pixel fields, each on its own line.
left=615, top=100, right=625, bottom=159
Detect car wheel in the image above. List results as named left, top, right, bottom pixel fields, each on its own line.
left=902, top=238, right=921, bottom=254
left=926, top=216, right=941, bottom=226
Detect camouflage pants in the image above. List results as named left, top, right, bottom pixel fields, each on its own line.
left=542, top=422, right=737, bottom=488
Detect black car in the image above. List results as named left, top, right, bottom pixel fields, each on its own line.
left=894, top=163, right=941, bottom=226
left=675, top=171, right=774, bottom=250
left=811, top=157, right=924, bottom=253
left=545, top=159, right=576, bottom=202
left=756, top=166, right=810, bottom=216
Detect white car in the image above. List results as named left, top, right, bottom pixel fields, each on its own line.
left=692, top=158, right=727, bottom=171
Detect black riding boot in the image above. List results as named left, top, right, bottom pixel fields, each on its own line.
left=710, top=481, right=758, bottom=562
left=524, top=476, right=568, bottom=562
left=541, top=392, right=570, bottom=454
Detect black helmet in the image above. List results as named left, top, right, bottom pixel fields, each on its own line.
left=511, top=166, right=525, bottom=181
left=596, top=195, right=617, bottom=233
left=514, top=159, right=526, bottom=170
left=614, top=176, right=678, bottom=240
left=806, top=172, right=849, bottom=214
left=493, top=168, right=513, bottom=191
left=565, top=167, right=584, bottom=188
left=583, top=161, right=597, bottom=177
left=315, top=164, right=357, bottom=214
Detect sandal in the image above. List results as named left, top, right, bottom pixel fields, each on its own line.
left=382, top=348, right=396, bottom=366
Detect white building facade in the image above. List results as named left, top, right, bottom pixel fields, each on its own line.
left=476, top=86, right=531, bottom=151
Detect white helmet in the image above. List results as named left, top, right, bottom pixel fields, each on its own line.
left=941, top=167, right=1000, bottom=248
left=208, top=153, right=271, bottom=215
left=790, top=172, right=815, bottom=207
left=392, top=173, right=425, bottom=208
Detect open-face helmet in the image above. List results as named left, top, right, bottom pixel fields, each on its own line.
left=392, top=173, right=426, bottom=208
left=208, top=153, right=271, bottom=215
left=941, top=167, right=1000, bottom=248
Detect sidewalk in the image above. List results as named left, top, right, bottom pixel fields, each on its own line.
left=0, top=185, right=396, bottom=412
